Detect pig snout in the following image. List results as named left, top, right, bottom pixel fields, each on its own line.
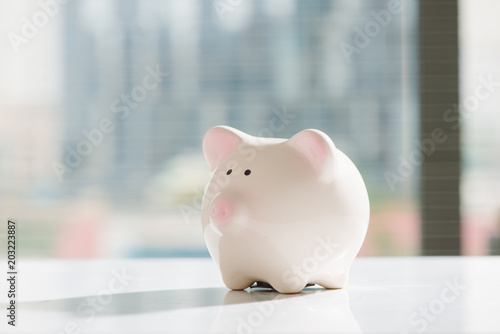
left=210, top=197, right=234, bottom=226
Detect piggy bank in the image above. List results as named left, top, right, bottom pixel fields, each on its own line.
left=201, top=126, right=369, bottom=293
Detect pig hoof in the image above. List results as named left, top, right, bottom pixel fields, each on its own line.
left=317, top=272, right=348, bottom=289
left=223, top=276, right=254, bottom=290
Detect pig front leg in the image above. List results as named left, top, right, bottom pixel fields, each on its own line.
left=315, top=271, right=349, bottom=289
left=221, top=271, right=255, bottom=290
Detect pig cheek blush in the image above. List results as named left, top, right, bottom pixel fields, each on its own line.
left=201, top=126, right=370, bottom=293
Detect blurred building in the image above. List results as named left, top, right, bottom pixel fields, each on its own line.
left=59, top=0, right=419, bottom=205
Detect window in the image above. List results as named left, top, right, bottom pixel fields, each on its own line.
left=1, top=0, right=496, bottom=258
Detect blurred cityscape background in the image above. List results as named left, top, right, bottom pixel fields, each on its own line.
left=0, top=0, right=499, bottom=258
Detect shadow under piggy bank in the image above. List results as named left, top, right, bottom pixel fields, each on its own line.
left=18, top=287, right=230, bottom=315
left=18, top=286, right=361, bottom=333
left=18, top=287, right=319, bottom=316
left=210, top=288, right=362, bottom=333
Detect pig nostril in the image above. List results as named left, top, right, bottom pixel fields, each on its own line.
left=210, top=198, right=233, bottom=226
left=213, top=206, right=226, bottom=218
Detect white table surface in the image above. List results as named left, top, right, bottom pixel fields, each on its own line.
left=1, top=257, right=499, bottom=334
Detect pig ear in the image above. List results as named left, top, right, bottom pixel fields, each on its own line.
left=287, top=129, right=337, bottom=180
left=203, top=126, right=243, bottom=171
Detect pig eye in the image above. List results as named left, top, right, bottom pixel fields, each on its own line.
left=244, top=169, right=251, bottom=176
left=226, top=169, right=232, bottom=175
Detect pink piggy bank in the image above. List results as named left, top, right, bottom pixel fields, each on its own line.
left=201, top=126, right=369, bottom=293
